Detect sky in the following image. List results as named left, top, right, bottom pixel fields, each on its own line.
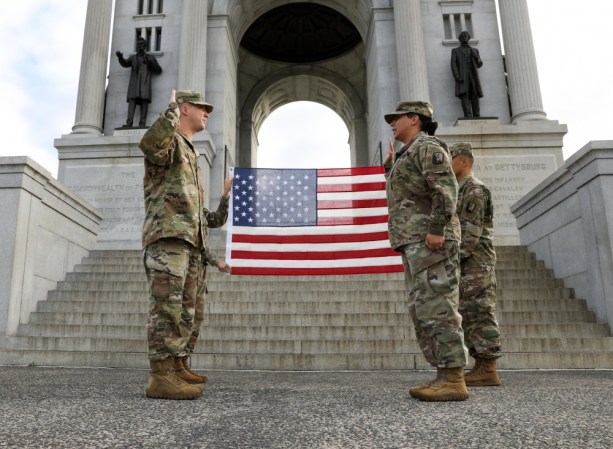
left=1, top=1, right=612, bottom=177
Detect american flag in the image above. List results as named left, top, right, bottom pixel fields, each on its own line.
left=225, top=166, right=403, bottom=275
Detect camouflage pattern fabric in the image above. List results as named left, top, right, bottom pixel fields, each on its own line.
left=457, top=175, right=501, bottom=360
left=386, top=133, right=466, bottom=369
left=187, top=196, right=229, bottom=355
left=144, top=238, right=204, bottom=361
left=457, top=175, right=496, bottom=266
left=458, top=269, right=501, bottom=359
left=139, top=104, right=230, bottom=361
left=139, top=103, right=207, bottom=249
left=200, top=198, right=230, bottom=266
left=186, top=265, right=207, bottom=354
left=186, top=197, right=230, bottom=354
left=401, top=241, right=467, bottom=368
left=385, top=131, right=461, bottom=252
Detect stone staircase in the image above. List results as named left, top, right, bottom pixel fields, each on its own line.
left=1, top=245, right=612, bottom=369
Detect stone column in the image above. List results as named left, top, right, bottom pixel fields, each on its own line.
left=393, top=0, right=430, bottom=101
left=178, top=0, right=208, bottom=92
left=71, top=0, right=113, bottom=134
left=498, top=0, right=547, bottom=121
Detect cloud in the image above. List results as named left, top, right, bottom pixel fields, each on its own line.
left=0, top=0, right=87, bottom=177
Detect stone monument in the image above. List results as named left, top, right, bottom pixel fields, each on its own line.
left=55, top=0, right=566, bottom=248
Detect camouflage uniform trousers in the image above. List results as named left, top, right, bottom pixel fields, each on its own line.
left=400, top=240, right=467, bottom=368
left=144, top=238, right=205, bottom=361
left=186, top=265, right=207, bottom=355
left=459, top=267, right=502, bottom=360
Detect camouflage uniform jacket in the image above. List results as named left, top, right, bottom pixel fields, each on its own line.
left=457, top=174, right=496, bottom=271
left=202, top=199, right=230, bottom=267
left=385, top=131, right=460, bottom=250
left=139, top=103, right=228, bottom=252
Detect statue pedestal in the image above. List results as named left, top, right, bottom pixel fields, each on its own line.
left=439, top=118, right=567, bottom=245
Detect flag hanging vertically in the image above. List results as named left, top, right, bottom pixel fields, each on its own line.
left=225, top=166, right=403, bottom=275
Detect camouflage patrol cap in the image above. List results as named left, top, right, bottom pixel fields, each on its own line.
left=384, top=101, right=433, bottom=124
left=176, top=90, right=214, bottom=113
left=450, top=142, right=473, bottom=157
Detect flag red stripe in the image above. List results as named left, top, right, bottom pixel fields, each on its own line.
left=317, top=198, right=388, bottom=209
left=317, top=166, right=384, bottom=177
left=317, top=215, right=388, bottom=226
left=231, top=231, right=390, bottom=244
left=317, top=182, right=387, bottom=193
left=232, top=264, right=405, bottom=276
left=231, top=248, right=398, bottom=261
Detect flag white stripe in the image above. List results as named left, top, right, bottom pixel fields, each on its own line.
left=231, top=240, right=392, bottom=252
left=232, top=222, right=389, bottom=236
left=317, top=190, right=387, bottom=201
left=231, top=256, right=402, bottom=268
left=317, top=207, right=389, bottom=218
left=317, top=174, right=385, bottom=185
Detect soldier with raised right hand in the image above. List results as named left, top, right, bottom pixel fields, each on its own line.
left=384, top=101, right=468, bottom=402
left=139, top=89, right=228, bottom=400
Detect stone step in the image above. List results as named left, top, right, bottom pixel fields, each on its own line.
left=89, top=247, right=535, bottom=259
left=496, top=260, right=546, bottom=269
left=14, top=322, right=610, bottom=339
left=28, top=309, right=597, bottom=326
left=61, top=270, right=565, bottom=287
left=45, top=288, right=576, bottom=303
left=497, top=288, right=574, bottom=300
left=72, top=258, right=548, bottom=273
left=4, top=335, right=613, bottom=355
left=0, top=348, right=611, bottom=370
left=3, top=245, right=609, bottom=371
left=63, top=268, right=561, bottom=282
left=29, top=312, right=415, bottom=326
left=55, top=280, right=569, bottom=293
left=36, top=298, right=589, bottom=314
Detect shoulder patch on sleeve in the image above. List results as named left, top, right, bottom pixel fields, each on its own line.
left=465, top=201, right=477, bottom=214
left=432, top=152, right=444, bottom=165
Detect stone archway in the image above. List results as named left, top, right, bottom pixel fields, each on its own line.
left=215, top=0, right=372, bottom=169
left=239, top=66, right=368, bottom=168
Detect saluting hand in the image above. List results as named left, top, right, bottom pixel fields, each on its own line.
left=223, top=175, right=234, bottom=198
left=384, top=137, right=395, bottom=166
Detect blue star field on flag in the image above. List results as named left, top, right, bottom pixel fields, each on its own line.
left=232, top=168, right=318, bottom=227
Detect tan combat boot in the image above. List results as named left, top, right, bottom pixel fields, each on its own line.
left=408, top=368, right=443, bottom=398
left=464, top=357, right=501, bottom=386
left=174, top=357, right=208, bottom=383
left=412, top=367, right=469, bottom=402
left=146, top=358, right=203, bottom=400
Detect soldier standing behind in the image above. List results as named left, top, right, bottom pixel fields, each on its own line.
left=450, top=142, right=502, bottom=386
left=139, top=89, right=230, bottom=400
left=384, top=102, right=468, bottom=402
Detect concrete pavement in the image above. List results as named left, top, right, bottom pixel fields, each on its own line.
left=0, top=367, right=611, bottom=448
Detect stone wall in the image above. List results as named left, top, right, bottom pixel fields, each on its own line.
left=0, top=157, right=101, bottom=336
left=511, top=141, right=613, bottom=330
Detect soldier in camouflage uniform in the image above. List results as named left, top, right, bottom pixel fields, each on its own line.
left=139, top=89, right=231, bottom=400
left=450, top=142, right=502, bottom=386
left=384, top=101, right=469, bottom=402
